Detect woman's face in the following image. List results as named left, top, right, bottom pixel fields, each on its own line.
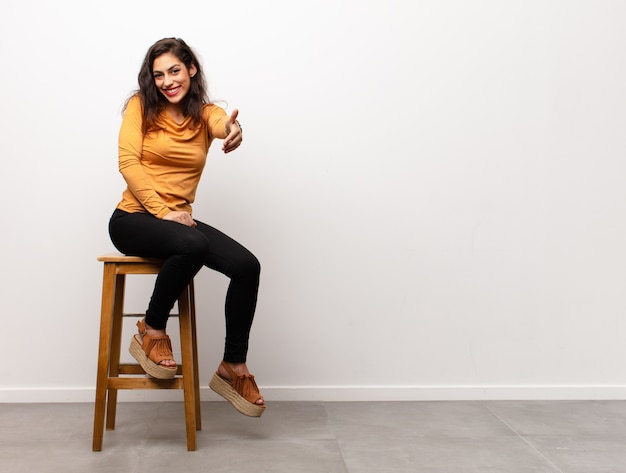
left=152, top=52, right=197, bottom=106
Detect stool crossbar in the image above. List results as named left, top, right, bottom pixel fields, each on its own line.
left=92, top=254, right=201, bottom=451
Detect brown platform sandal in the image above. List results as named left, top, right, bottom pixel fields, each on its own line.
left=128, top=319, right=177, bottom=379
left=209, top=361, right=265, bottom=417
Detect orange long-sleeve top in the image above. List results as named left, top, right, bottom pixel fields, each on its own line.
left=116, top=95, right=229, bottom=218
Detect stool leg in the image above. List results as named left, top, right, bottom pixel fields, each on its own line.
left=106, top=273, right=126, bottom=430
left=93, top=263, right=116, bottom=451
left=189, top=281, right=202, bottom=430
left=178, top=286, right=197, bottom=451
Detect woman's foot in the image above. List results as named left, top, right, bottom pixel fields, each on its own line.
left=128, top=319, right=177, bottom=379
left=135, top=322, right=176, bottom=368
left=209, top=360, right=266, bottom=417
left=217, top=362, right=264, bottom=405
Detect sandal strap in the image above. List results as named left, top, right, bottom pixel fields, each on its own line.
left=232, top=374, right=262, bottom=404
left=137, top=319, right=147, bottom=336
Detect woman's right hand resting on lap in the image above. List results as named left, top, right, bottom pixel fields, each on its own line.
left=163, top=211, right=197, bottom=227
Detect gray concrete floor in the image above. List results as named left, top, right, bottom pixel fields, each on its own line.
left=1, top=400, right=626, bottom=472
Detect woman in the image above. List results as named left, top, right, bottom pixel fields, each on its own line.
left=108, top=37, right=264, bottom=417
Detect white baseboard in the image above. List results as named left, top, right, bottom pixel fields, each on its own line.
left=2, top=385, right=626, bottom=403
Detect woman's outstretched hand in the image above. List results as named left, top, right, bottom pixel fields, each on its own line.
left=223, top=109, right=243, bottom=154
left=163, top=211, right=197, bottom=227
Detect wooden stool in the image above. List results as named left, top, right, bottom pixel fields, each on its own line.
left=92, top=254, right=201, bottom=451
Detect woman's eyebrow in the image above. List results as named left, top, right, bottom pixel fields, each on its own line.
left=153, top=64, right=181, bottom=74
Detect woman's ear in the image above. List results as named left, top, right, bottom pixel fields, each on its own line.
left=190, top=64, right=197, bottom=78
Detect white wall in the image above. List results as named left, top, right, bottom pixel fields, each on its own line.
left=1, top=0, right=625, bottom=402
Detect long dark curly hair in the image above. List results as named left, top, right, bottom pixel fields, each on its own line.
left=126, top=37, right=209, bottom=134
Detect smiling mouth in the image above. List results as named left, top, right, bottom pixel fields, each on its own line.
left=163, top=86, right=181, bottom=97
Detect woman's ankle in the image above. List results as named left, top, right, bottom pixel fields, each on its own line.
left=144, top=322, right=167, bottom=335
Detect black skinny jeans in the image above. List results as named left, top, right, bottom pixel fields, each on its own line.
left=108, top=209, right=260, bottom=363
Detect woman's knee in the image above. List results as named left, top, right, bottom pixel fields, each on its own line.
left=235, top=252, right=261, bottom=280
left=247, top=253, right=261, bottom=277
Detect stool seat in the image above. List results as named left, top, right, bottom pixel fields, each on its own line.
left=97, top=254, right=163, bottom=262
left=92, top=253, right=201, bottom=451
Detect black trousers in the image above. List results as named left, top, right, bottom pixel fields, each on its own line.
left=108, top=209, right=260, bottom=363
